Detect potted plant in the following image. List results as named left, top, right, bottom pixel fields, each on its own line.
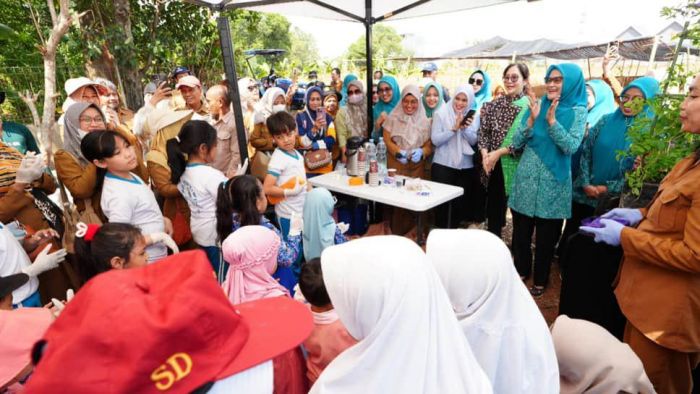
left=621, top=4, right=700, bottom=206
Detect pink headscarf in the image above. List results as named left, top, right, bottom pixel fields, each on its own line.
left=0, top=308, right=53, bottom=388
left=383, top=84, right=431, bottom=150
left=221, top=225, right=288, bottom=304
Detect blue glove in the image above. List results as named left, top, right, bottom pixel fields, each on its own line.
left=580, top=218, right=625, bottom=246
left=410, top=148, right=423, bottom=163
left=312, top=141, right=320, bottom=150
left=398, top=150, right=409, bottom=165
left=602, top=208, right=643, bottom=227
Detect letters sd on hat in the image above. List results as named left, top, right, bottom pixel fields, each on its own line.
left=25, top=250, right=313, bottom=393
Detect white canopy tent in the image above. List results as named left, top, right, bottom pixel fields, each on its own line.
left=185, top=0, right=525, bottom=163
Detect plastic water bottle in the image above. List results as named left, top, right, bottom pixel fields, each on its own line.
left=376, top=137, right=387, bottom=176
left=366, top=140, right=377, bottom=162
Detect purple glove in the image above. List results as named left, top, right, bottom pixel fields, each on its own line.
left=580, top=218, right=625, bottom=246
left=601, top=208, right=643, bottom=227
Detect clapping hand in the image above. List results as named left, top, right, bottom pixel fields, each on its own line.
left=546, top=98, right=559, bottom=127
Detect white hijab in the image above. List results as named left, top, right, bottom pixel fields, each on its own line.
left=431, top=85, right=477, bottom=168
left=426, top=229, right=559, bottom=394
left=552, top=315, right=656, bottom=394
left=253, top=87, right=285, bottom=124
left=311, top=236, right=492, bottom=394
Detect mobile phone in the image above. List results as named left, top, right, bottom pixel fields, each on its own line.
left=316, top=107, right=325, bottom=121
left=461, top=109, right=476, bottom=126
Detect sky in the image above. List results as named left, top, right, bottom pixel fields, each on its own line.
left=287, top=0, right=680, bottom=60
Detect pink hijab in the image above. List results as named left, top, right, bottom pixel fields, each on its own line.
left=383, top=84, right=431, bottom=150
left=0, top=308, right=53, bottom=388
left=221, top=225, right=288, bottom=304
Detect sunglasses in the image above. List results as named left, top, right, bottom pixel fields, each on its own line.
left=348, top=90, right=362, bottom=96
left=247, top=86, right=257, bottom=92
left=502, top=75, right=520, bottom=83
left=468, top=78, right=483, bottom=86
left=378, top=87, right=392, bottom=93
left=545, top=76, right=564, bottom=84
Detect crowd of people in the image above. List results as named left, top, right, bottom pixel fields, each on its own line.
left=0, top=56, right=698, bottom=393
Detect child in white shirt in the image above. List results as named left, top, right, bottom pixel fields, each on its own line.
left=81, top=130, right=174, bottom=263
left=172, top=120, right=245, bottom=275
left=262, top=111, right=310, bottom=238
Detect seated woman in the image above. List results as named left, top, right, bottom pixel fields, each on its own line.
left=296, top=86, right=336, bottom=177
left=383, top=84, right=432, bottom=235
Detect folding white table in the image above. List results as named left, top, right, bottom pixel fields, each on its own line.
left=308, top=172, right=464, bottom=244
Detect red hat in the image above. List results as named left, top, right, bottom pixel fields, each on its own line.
left=24, top=250, right=313, bottom=393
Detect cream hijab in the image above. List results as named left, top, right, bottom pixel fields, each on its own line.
left=253, top=87, right=285, bottom=125
left=311, top=235, right=492, bottom=394
left=552, top=315, right=656, bottom=394
left=426, top=229, right=559, bottom=394
left=342, top=80, right=368, bottom=138
left=383, top=84, right=431, bottom=150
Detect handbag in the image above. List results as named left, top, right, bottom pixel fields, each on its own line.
left=57, top=179, right=102, bottom=254
left=304, top=149, right=332, bottom=170
left=251, top=151, right=271, bottom=181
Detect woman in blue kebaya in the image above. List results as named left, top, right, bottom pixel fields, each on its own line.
left=555, top=77, right=661, bottom=256
left=509, top=63, right=588, bottom=297
left=468, top=69, right=493, bottom=110
left=296, top=86, right=337, bottom=176
left=372, top=75, right=401, bottom=140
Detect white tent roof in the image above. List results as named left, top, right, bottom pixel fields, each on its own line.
left=189, top=0, right=521, bottom=22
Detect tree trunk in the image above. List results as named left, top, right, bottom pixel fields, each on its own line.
left=113, top=0, right=143, bottom=110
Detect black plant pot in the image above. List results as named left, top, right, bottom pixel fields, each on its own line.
left=620, top=182, right=660, bottom=209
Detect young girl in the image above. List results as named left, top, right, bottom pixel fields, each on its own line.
left=302, top=188, right=347, bottom=261
left=217, top=174, right=301, bottom=293
left=74, top=222, right=147, bottom=282
left=81, top=130, right=175, bottom=263
left=170, top=120, right=228, bottom=273
left=221, top=225, right=308, bottom=393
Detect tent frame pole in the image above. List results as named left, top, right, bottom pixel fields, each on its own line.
left=217, top=14, right=250, bottom=166
left=365, top=0, right=374, bottom=139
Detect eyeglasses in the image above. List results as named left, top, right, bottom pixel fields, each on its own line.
left=372, top=90, right=378, bottom=95
left=378, top=87, right=392, bottom=93
left=79, top=116, right=105, bottom=124
left=247, top=86, right=257, bottom=92
left=545, top=76, right=564, bottom=84
left=503, top=75, right=520, bottom=83
left=468, top=78, right=484, bottom=86
left=348, top=90, right=362, bottom=96
left=619, top=95, right=644, bottom=103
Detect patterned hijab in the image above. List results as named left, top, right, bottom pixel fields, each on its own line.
left=383, top=84, right=431, bottom=150
left=64, top=102, right=103, bottom=166
left=221, top=225, right=288, bottom=304
left=0, top=142, right=23, bottom=194
left=343, top=80, right=368, bottom=138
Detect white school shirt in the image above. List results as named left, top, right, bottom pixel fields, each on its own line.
left=0, top=223, right=38, bottom=304
left=267, top=148, right=307, bottom=219
left=178, top=163, right=228, bottom=247
left=101, top=172, right=167, bottom=262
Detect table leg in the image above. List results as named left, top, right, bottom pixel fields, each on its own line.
left=416, top=212, right=424, bottom=245
left=447, top=201, right=453, bottom=229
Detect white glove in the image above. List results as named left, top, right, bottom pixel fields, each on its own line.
left=235, top=158, right=249, bottom=176
left=15, top=152, right=46, bottom=184
left=336, top=222, right=350, bottom=234
left=50, top=289, right=74, bottom=318
left=284, top=179, right=306, bottom=197
left=148, top=232, right=180, bottom=254
left=289, top=212, right=303, bottom=237
left=22, top=244, right=67, bottom=277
